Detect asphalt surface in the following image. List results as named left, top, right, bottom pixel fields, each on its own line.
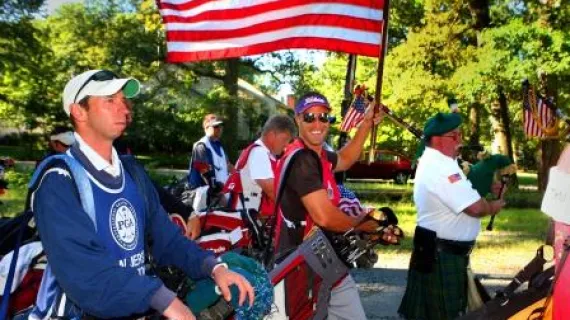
left=352, top=268, right=513, bottom=319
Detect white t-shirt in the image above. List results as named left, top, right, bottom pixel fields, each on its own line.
left=237, top=139, right=274, bottom=211
left=414, top=147, right=482, bottom=241
left=247, top=139, right=275, bottom=180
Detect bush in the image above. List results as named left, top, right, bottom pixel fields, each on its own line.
left=4, top=168, right=33, bottom=189
left=504, top=189, right=543, bottom=208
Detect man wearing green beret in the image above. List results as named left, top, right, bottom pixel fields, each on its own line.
left=398, top=112, right=506, bottom=320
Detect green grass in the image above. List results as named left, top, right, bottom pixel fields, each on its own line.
left=360, top=193, right=548, bottom=274
left=517, top=171, right=538, bottom=187
left=0, top=169, right=33, bottom=218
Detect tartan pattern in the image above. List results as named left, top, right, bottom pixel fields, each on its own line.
left=399, top=250, right=470, bottom=320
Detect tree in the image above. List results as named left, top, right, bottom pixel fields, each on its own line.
left=0, top=0, right=46, bottom=129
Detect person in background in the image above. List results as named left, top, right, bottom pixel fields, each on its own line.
left=230, top=115, right=295, bottom=217
left=188, top=114, right=234, bottom=209
left=113, top=137, right=201, bottom=240
left=48, top=128, right=75, bottom=154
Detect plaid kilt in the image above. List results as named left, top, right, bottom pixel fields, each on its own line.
left=399, top=249, right=470, bottom=320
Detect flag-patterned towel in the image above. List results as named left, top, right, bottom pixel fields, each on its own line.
left=340, top=94, right=367, bottom=132
left=156, top=0, right=386, bottom=62
left=338, top=184, right=373, bottom=217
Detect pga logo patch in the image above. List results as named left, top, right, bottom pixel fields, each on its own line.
left=110, top=198, right=138, bottom=250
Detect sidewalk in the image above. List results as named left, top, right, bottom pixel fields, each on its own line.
left=353, top=268, right=512, bottom=319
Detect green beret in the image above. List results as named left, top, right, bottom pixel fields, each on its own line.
left=423, top=112, right=462, bottom=139
left=414, top=112, right=463, bottom=161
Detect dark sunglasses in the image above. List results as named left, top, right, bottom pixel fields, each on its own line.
left=74, top=70, right=118, bottom=103
left=302, top=112, right=330, bottom=124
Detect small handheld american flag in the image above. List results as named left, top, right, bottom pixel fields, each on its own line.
left=340, top=86, right=368, bottom=132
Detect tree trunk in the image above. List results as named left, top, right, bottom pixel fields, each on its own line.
left=222, top=58, right=240, bottom=160
left=498, top=88, right=515, bottom=162
left=489, top=99, right=509, bottom=156
left=224, top=58, right=239, bottom=96
left=537, top=73, right=561, bottom=193
left=538, top=140, right=561, bottom=193
left=466, top=0, right=490, bottom=153
left=468, top=102, right=481, bottom=147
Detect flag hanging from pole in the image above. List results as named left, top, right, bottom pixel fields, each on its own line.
left=523, top=85, right=556, bottom=138
left=157, top=0, right=385, bottom=62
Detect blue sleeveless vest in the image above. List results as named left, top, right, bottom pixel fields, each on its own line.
left=28, top=154, right=147, bottom=319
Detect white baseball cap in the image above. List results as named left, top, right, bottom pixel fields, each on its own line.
left=50, top=131, right=75, bottom=146
left=62, top=69, right=141, bottom=116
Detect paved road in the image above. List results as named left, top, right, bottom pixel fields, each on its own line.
left=352, top=268, right=512, bottom=319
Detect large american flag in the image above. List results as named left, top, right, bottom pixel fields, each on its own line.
left=338, top=184, right=372, bottom=217
left=340, top=93, right=367, bottom=132
left=156, top=0, right=385, bottom=62
left=523, top=87, right=555, bottom=138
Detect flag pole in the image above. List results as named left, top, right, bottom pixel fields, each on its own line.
left=337, top=54, right=357, bottom=151
left=369, top=0, right=391, bottom=164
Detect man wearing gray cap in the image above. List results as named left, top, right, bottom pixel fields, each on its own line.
left=26, top=70, right=253, bottom=320
left=188, top=113, right=234, bottom=207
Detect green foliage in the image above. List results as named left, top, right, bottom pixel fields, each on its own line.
left=0, top=168, right=33, bottom=218
left=0, top=144, right=44, bottom=160
left=1, top=0, right=569, bottom=167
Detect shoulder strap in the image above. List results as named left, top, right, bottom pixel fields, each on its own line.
left=235, top=143, right=261, bottom=170
left=30, top=154, right=96, bottom=229
left=262, top=148, right=306, bottom=267
left=2, top=155, right=93, bottom=319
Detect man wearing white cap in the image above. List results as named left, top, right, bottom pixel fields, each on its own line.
left=26, top=70, right=254, bottom=320
left=49, top=129, right=75, bottom=153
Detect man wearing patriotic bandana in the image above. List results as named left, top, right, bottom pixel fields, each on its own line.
left=399, top=112, right=506, bottom=320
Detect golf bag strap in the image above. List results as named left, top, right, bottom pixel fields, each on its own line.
left=0, top=210, right=33, bottom=320
left=263, top=148, right=304, bottom=267
left=26, top=155, right=96, bottom=319
left=500, top=245, right=550, bottom=298
left=31, top=154, right=96, bottom=228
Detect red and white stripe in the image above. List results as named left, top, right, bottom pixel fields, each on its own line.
left=157, top=0, right=385, bottom=62
left=524, top=98, right=555, bottom=138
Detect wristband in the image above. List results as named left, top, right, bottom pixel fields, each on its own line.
left=211, top=262, right=229, bottom=277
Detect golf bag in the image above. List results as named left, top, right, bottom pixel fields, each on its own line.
left=460, top=245, right=556, bottom=320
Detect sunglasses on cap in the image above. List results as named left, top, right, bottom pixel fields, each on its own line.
left=74, top=70, right=118, bottom=103
left=302, top=112, right=330, bottom=124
